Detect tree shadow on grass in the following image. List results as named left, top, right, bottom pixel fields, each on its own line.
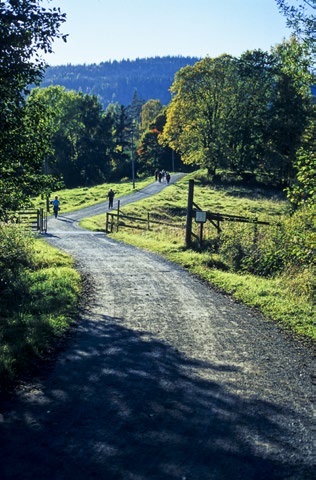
left=0, top=315, right=313, bottom=480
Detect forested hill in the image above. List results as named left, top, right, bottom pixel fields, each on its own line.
left=41, top=56, right=201, bottom=108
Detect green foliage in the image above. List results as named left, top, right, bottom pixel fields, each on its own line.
left=285, top=110, right=316, bottom=209
left=0, top=0, right=66, bottom=216
left=160, top=44, right=312, bottom=185
left=275, top=0, right=316, bottom=55
left=0, top=235, right=81, bottom=390
left=0, top=223, right=35, bottom=303
left=28, top=86, right=116, bottom=188
left=282, top=207, right=315, bottom=267
left=218, top=205, right=314, bottom=277
left=140, top=99, right=163, bottom=131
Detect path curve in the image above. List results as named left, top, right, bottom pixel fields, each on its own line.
left=0, top=176, right=314, bottom=480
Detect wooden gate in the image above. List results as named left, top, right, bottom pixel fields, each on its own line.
left=11, top=208, right=47, bottom=233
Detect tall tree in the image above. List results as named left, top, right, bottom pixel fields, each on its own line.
left=0, top=0, right=66, bottom=215
left=161, top=48, right=311, bottom=183
left=29, top=86, right=115, bottom=188
left=160, top=55, right=237, bottom=176
left=275, top=0, right=315, bottom=48
left=275, top=0, right=315, bottom=203
left=140, top=99, right=163, bottom=132
left=265, top=38, right=312, bottom=184
left=224, top=50, right=275, bottom=178
left=109, top=105, right=134, bottom=179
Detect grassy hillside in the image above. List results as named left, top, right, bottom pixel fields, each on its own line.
left=41, top=56, right=200, bottom=108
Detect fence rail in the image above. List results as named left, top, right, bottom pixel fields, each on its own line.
left=106, top=201, right=183, bottom=233
left=8, top=209, right=47, bottom=233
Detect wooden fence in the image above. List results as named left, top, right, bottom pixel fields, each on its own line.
left=9, top=208, right=47, bottom=233
left=105, top=197, right=270, bottom=247
left=105, top=200, right=183, bottom=233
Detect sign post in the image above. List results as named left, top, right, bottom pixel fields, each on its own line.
left=195, top=210, right=207, bottom=247
left=185, top=180, right=194, bottom=248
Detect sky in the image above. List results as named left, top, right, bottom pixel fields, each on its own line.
left=43, top=0, right=293, bottom=66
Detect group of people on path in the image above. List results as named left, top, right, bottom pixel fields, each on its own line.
left=154, top=169, right=171, bottom=184
left=51, top=172, right=172, bottom=219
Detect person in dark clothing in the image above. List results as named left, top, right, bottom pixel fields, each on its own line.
left=51, top=195, right=60, bottom=218
left=107, top=188, right=115, bottom=208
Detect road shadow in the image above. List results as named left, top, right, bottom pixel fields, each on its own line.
left=55, top=215, right=76, bottom=224
left=0, top=316, right=313, bottom=480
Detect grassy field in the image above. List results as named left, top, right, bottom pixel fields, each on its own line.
left=81, top=171, right=315, bottom=341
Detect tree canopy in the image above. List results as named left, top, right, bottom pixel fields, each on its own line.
left=0, top=0, right=66, bottom=215
left=160, top=43, right=313, bottom=185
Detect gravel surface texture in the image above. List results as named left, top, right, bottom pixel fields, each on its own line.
left=0, top=175, right=314, bottom=480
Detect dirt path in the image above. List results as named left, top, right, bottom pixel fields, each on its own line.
left=0, top=177, right=314, bottom=480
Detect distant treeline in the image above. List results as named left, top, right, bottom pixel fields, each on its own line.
left=41, top=56, right=201, bottom=108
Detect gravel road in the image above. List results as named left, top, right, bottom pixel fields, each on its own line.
left=0, top=176, right=314, bottom=480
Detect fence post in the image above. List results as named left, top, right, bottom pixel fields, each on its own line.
left=147, top=212, right=150, bottom=230
left=185, top=179, right=194, bottom=248
left=199, top=221, right=204, bottom=248
left=36, top=209, right=41, bottom=230
left=253, top=218, right=258, bottom=246
left=106, top=212, right=109, bottom=233
left=116, top=200, right=120, bottom=232
left=39, top=208, right=44, bottom=232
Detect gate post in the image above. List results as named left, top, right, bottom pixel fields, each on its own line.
left=185, top=179, right=194, bottom=248
left=116, top=200, right=120, bottom=232
left=39, top=208, right=44, bottom=232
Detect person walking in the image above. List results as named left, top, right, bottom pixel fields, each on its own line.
left=107, top=188, right=115, bottom=209
left=51, top=195, right=60, bottom=218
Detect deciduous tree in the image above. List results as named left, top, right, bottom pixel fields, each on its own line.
left=0, top=0, right=66, bottom=215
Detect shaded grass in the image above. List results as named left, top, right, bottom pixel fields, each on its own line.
left=0, top=239, right=81, bottom=391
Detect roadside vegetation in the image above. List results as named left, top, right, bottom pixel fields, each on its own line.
left=81, top=171, right=315, bottom=341
left=0, top=225, right=81, bottom=391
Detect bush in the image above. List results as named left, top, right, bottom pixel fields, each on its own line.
left=218, top=207, right=314, bottom=277
left=0, top=223, right=35, bottom=308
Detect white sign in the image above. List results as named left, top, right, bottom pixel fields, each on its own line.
left=195, top=211, right=207, bottom=223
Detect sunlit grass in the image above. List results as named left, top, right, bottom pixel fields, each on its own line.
left=34, top=177, right=154, bottom=214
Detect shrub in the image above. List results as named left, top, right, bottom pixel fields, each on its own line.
left=0, top=223, right=35, bottom=307
left=218, top=206, right=314, bottom=277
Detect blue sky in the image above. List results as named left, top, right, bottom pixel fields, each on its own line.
left=44, top=0, right=293, bottom=66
